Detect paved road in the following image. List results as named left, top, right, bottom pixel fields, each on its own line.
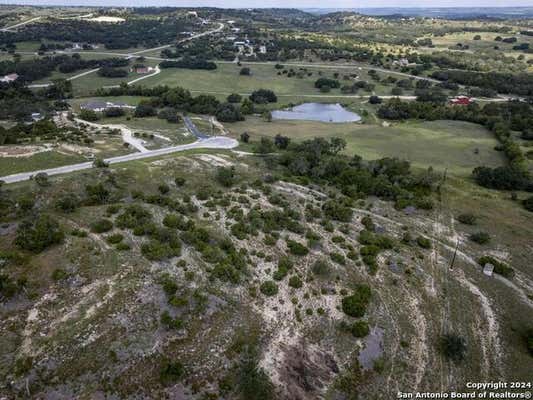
left=0, top=136, right=238, bottom=184
left=0, top=16, right=41, bottom=32
left=73, top=117, right=149, bottom=153
left=29, top=68, right=103, bottom=89
left=26, top=22, right=224, bottom=88
left=129, top=22, right=224, bottom=56
left=125, top=65, right=161, bottom=86
left=183, top=116, right=209, bottom=139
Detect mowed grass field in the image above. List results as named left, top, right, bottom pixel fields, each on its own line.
left=135, top=62, right=413, bottom=98
left=420, top=31, right=533, bottom=67
left=0, top=151, right=86, bottom=176
left=227, top=118, right=505, bottom=176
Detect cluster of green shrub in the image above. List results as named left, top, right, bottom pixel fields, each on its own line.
left=0, top=273, right=26, bottom=300
left=469, top=231, right=491, bottom=245
left=477, top=255, right=514, bottom=278
left=159, top=57, right=217, bottom=70
left=15, top=214, right=64, bottom=253
left=275, top=137, right=438, bottom=209
left=260, top=280, right=278, bottom=296
left=96, top=81, right=280, bottom=121
left=273, top=256, right=294, bottom=281
left=340, top=320, right=370, bottom=338
left=358, top=225, right=395, bottom=273
left=439, top=333, right=467, bottom=363
left=341, top=284, right=372, bottom=318
left=314, top=77, right=340, bottom=92
left=10, top=120, right=94, bottom=146
left=230, top=205, right=304, bottom=240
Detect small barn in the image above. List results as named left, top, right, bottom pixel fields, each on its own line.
left=450, top=96, right=473, bottom=105
left=483, top=263, right=495, bottom=277
left=1, top=73, right=19, bottom=83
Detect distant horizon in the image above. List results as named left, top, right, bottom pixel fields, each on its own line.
left=2, top=1, right=533, bottom=10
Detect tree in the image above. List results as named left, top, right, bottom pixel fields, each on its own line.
left=98, top=67, right=128, bottom=78
left=523, top=196, right=533, bottom=212
left=260, top=281, right=278, bottom=296
left=439, top=333, right=467, bottom=363
left=255, top=137, right=275, bottom=154
left=240, top=132, right=250, bottom=143
left=158, top=108, right=181, bottom=123
left=469, top=231, right=490, bottom=244
left=239, top=67, right=251, bottom=76
left=314, top=77, right=340, bottom=90
left=391, top=87, right=403, bottom=96
left=79, top=109, right=99, bottom=122
left=104, top=107, right=125, bottom=118
left=526, top=328, right=533, bottom=356
left=134, top=102, right=156, bottom=118
left=55, top=193, right=80, bottom=213
left=85, top=183, right=110, bottom=204
left=240, top=98, right=254, bottom=114
left=216, top=166, right=236, bottom=187
left=227, top=93, right=242, bottom=103
left=249, top=89, right=277, bottom=104
left=237, top=351, right=275, bottom=400
left=15, top=214, right=64, bottom=252
left=160, top=360, right=184, bottom=384
left=93, top=158, right=109, bottom=168
left=369, top=96, right=382, bottom=104
left=274, top=134, right=290, bottom=149
left=262, top=110, right=272, bottom=122
left=215, top=103, right=244, bottom=122
left=341, top=285, right=371, bottom=318
left=350, top=320, right=370, bottom=337
left=34, top=172, right=50, bottom=187
left=457, top=213, right=476, bottom=225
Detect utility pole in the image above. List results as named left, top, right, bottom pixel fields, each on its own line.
left=450, top=238, right=459, bottom=270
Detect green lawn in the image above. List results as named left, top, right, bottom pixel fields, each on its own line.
left=227, top=118, right=505, bottom=176
left=137, top=62, right=414, bottom=98
left=0, top=151, right=86, bottom=176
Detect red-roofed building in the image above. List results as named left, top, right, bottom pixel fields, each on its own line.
left=131, top=66, right=153, bottom=74
left=450, top=96, right=473, bottom=105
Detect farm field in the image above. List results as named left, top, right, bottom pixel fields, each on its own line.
left=227, top=118, right=505, bottom=176
left=137, top=62, right=416, bottom=98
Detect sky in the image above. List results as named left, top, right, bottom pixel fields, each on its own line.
left=1, top=0, right=533, bottom=8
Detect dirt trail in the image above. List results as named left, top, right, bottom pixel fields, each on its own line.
left=455, top=269, right=503, bottom=378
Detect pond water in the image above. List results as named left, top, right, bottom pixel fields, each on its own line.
left=272, top=103, right=361, bottom=123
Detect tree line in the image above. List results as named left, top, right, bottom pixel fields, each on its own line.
left=377, top=98, right=533, bottom=193
left=0, top=18, right=193, bottom=50
left=431, top=70, right=533, bottom=96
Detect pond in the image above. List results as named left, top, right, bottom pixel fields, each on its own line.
left=272, top=103, right=361, bottom=123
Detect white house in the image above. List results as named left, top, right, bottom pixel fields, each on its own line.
left=1, top=73, right=19, bottom=83
left=80, top=101, right=135, bottom=112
